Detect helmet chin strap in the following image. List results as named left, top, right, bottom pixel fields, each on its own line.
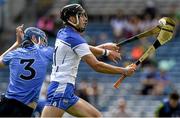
left=67, top=14, right=79, bottom=26
left=67, top=14, right=85, bottom=32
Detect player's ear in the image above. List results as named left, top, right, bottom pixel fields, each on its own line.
left=68, top=16, right=76, bottom=24
left=31, top=35, right=38, bottom=44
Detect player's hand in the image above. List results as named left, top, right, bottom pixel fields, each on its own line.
left=123, top=64, right=136, bottom=76
left=107, top=50, right=121, bottom=63
left=16, top=24, right=24, bottom=44
left=99, top=43, right=120, bottom=52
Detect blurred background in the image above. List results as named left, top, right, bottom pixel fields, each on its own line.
left=0, top=0, right=180, bottom=117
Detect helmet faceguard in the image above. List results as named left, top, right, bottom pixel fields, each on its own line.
left=60, top=4, right=88, bottom=32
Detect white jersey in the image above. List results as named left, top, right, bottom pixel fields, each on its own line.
left=50, top=26, right=92, bottom=85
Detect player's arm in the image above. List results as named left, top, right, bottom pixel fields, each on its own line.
left=89, top=45, right=108, bottom=57
left=0, top=25, right=24, bottom=68
left=97, top=42, right=119, bottom=51
left=76, top=43, right=135, bottom=76
left=89, top=45, right=121, bottom=63
left=82, top=54, right=135, bottom=76
left=90, top=42, right=120, bottom=56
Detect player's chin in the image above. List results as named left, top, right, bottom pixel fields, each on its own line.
left=82, top=25, right=87, bottom=31
left=84, top=22, right=88, bottom=27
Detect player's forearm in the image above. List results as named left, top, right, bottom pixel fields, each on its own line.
left=83, top=54, right=124, bottom=74
left=96, top=44, right=105, bottom=49
left=89, top=45, right=105, bottom=57
left=91, top=61, right=125, bottom=74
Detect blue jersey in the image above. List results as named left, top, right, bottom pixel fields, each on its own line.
left=2, top=45, right=53, bottom=105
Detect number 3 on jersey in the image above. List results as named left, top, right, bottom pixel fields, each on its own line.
left=20, top=59, right=36, bottom=80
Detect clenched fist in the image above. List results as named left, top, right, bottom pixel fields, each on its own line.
left=123, top=64, right=137, bottom=76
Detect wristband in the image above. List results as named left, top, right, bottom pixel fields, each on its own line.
left=103, top=49, right=110, bottom=56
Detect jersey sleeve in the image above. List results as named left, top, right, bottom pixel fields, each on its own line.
left=2, top=51, right=14, bottom=65
left=66, top=33, right=86, bottom=49
left=74, top=43, right=92, bottom=58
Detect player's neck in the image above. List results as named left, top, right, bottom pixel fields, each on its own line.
left=66, top=24, right=81, bottom=34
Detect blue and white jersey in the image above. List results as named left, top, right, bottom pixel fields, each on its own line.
left=51, top=26, right=92, bottom=85
left=2, top=45, right=53, bottom=105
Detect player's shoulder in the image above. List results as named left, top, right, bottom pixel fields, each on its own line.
left=2, top=47, right=27, bottom=61
left=57, top=26, right=84, bottom=40
left=41, top=46, right=54, bottom=61
left=38, top=46, right=54, bottom=53
left=56, top=26, right=86, bottom=48
left=3, top=50, right=15, bottom=58
left=6, top=48, right=23, bottom=56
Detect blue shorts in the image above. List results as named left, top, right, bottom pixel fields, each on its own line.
left=46, top=81, right=79, bottom=110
